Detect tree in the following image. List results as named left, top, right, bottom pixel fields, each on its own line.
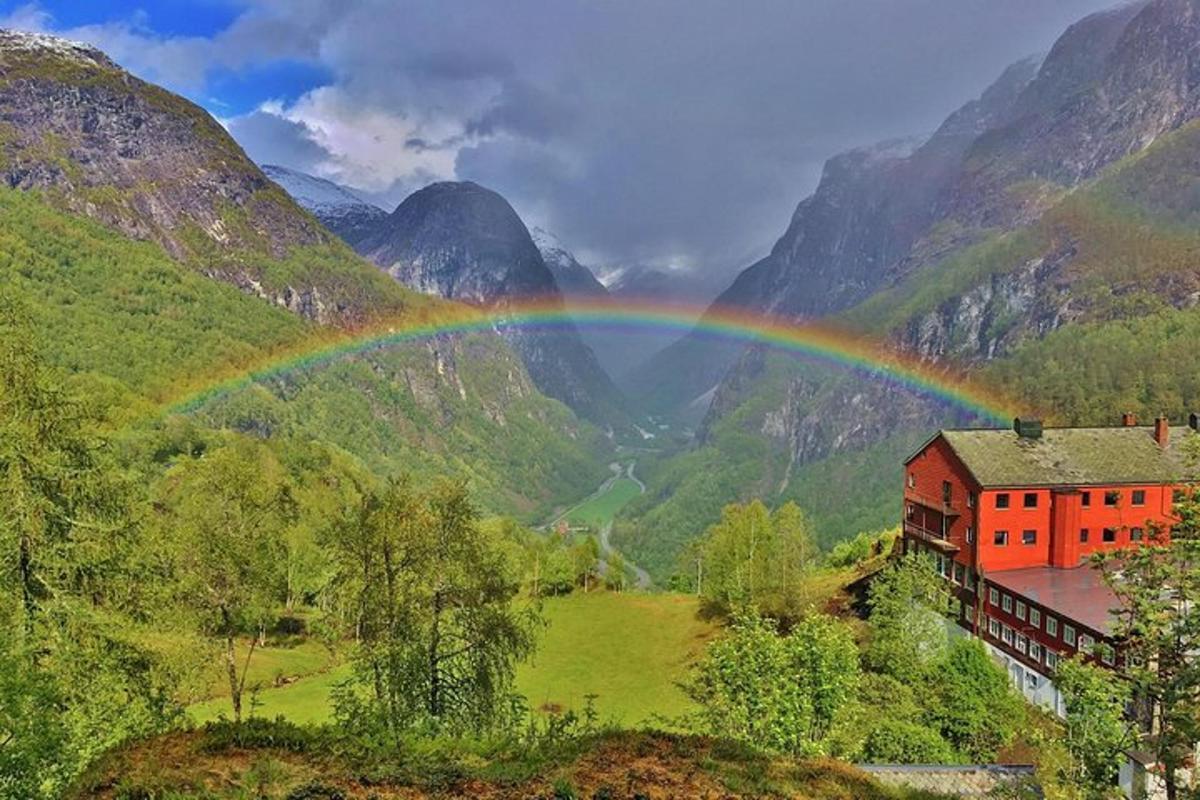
left=865, top=552, right=952, bottom=678
left=688, top=610, right=859, bottom=755
left=1055, top=657, right=1134, bottom=798
left=155, top=438, right=289, bottom=723
left=0, top=295, right=179, bottom=792
left=333, top=479, right=540, bottom=735
left=605, top=550, right=627, bottom=591
left=696, top=500, right=818, bottom=620
left=571, top=536, right=600, bottom=592
left=926, top=638, right=1024, bottom=763
left=1095, top=489, right=1200, bottom=800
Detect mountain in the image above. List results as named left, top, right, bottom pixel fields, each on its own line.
left=356, top=181, right=629, bottom=426
left=532, top=227, right=610, bottom=299
left=0, top=29, right=608, bottom=518
left=617, top=0, right=1200, bottom=579
left=261, top=164, right=388, bottom=248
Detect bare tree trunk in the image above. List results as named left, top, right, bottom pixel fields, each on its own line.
left=429, top=588, right=443, bottom=719
left=225, top=628, right=241, bottom=723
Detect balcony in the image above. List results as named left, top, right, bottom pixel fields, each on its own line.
left=903, top=520, right=959, bottom=553
left=904, top=488, right=962, bottom=516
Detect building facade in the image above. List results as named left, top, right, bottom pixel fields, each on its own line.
left=901, top=415, right=1197, bottom=714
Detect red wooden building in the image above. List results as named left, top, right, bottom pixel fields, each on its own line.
left=901, top=414, right=1198, bottom=712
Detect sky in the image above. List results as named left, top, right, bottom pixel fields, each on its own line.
left=1, top=0, right=1119, bottom=277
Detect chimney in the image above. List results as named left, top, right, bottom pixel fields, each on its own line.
left=1122, top=411, right=1138, bottom=427
left=1154, top=416, right=1170, bottom=447
left=1014, top=417, right=1043, bottom=440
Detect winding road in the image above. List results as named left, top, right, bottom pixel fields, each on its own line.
left=597, top=462, right=651, bottom=590
left=551, top=460, right=652, bottom=590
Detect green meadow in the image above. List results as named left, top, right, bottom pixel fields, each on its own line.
left=189, top=591, right=714, bottom=728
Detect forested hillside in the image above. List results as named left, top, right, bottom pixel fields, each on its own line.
left=616, top=0, right=1200, bottom=580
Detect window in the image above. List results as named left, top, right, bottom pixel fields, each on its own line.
left=965, top=569, right=976, bottom=592
left=966, top=526, right=974, bottom=544
left=988, top=617, right=1000, bottom=637
left=1103, top=528, right=1117, bottom=543
left=994, top=530, right=1009, bottom=546
left=1079, top=633, right=1094, bottom=652
left=1105, top=490, right=1120, bottom=507
left=1002, top=626, right=1014, bottom=645
left=968, top=492, right=976, bottom=508
left=943, top=480, right=953, bottom=505
left=1046, top=650, right=1059, bottom=670
left=1080, top=528, right=1089, bottom=543
left=1016, top=634, right=1028, bottom=654
left=1025, top=671, right=1038, bottom=691
left=1029, top=608, right=1041, bottom=628
left=1046, top=617, right=1058, bottom=637
left=996, top=493, right=1010, bottom=509
left=1022, top=529, right=1037, bottom=545
left=1015, top=601, right=1027, bottom=621
left=1063, top=624, right=1077, bottom=647
left=989, top=587, right=1000, bottom=606
left=1002, top=594, right=1013, bottom=613
left=908, top=473, right=915, bottom=489
left=1023, top=492, right=1038, bottom=509
left=953, top=563, right=965, bottom=584
left=1101, top=646, right=1114, bottom=666
left=1132, top=490, right=1146, bottom=506
left=1030, top=642, right=1042, bottom=662
left=1081, top=491, right=1091, bottom=508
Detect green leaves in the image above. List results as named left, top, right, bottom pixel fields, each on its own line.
left=688, top=611, right=859, bottom=756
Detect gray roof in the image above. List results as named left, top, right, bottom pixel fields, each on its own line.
left=988, top=564, right=1120, bottom=635
left=931, top=426, right=1200, bottom=488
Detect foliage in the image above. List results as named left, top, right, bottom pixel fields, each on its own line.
left=0, top=298, right=182, bottom=795
left=151, top=437, right=293, bottom=722
left=331, top=479, right=540, bottom=737
left=693, top=500, right=818, bottom=621
left=1095, top=481, right=1200, bottom=800
left=1054, top=658, right=1133, bottom=798
left=864, top=553, right=952, bottom=678
left=688, top=611, right=859, bottom=756
left=924, top=638, right=1025, bottom=763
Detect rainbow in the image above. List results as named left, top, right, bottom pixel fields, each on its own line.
left=163, top=297, right=1016, bottom=423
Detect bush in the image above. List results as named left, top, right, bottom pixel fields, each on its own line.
left=862, top=718, right=958, bottom=764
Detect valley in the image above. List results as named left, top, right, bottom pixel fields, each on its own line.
left=6, top=3, right=1200, bottom=798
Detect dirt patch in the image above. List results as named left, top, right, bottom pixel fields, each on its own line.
left=72, top=730, right=940, bottom=800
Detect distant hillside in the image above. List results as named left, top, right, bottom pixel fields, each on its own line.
left=617, top=0, right=1200, bottom=578
left=261, top=163, right=388, bottom=248
left=0, top=29, right=608, bottom=519
left=356, top=180, right=630, bottom=426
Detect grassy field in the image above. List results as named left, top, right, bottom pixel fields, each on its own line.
left=564, top=476, right=643, bottom=529
left=515, top=591, right=714, bottom=726
left=189, top=591, right=715, bottom=728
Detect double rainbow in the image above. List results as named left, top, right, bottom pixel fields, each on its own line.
left=165, top=297, right=1016, bottom=424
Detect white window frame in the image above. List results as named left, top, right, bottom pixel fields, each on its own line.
left=1046, top=617, right=1058, bottom=637
left=1029, top=608, right=1041, bottom=628
left=1030, top=642, right=1042, bottom=663
left=1015, top=601, right=1026, bottom=621
left=1002, top=594, right=1013, bottom=613
left=1063, top=624, right=1077, bottom=647
left=988, top=617, right=1000, bottom=638
left=1002, top=625, right=1014, bottom=645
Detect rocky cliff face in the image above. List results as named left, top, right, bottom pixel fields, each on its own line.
left=0, top=29, right=417, bottom=326
left=261, top=164, right=388, bottom=249
left=624, top=0, right=1200, bottom=565
left=357, top=181, right=628, bottom=425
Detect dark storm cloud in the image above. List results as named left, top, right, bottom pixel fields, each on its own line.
left=16, top=0, right=1123, bottom=275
